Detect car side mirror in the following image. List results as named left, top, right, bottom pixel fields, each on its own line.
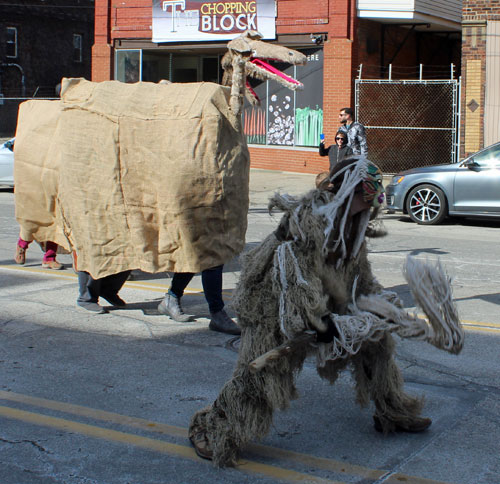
left=465, top=159, right=480, bottom=171
left=4, top=140, right=14, bottom=152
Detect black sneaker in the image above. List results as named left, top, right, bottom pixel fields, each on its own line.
left=209, top=309, right=241, bottom=335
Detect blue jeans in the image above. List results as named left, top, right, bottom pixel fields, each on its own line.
left=170, top=265, right=224, bottom=314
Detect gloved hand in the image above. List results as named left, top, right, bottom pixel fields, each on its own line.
left=315, top=314, right=339, bottom=343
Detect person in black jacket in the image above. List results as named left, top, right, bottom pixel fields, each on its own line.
left=338, top=107, right=368, bottom=155
left=319, top=130, right=353, bottom=171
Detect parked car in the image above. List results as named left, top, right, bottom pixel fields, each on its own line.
left=386, top=142, right=500, bottom=225
left=0, top=138, right=15, bottom=188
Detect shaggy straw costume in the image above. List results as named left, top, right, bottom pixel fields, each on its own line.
left=189, top=157, right=464, bottom=467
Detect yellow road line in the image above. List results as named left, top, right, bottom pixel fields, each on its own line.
left=460, top=324, right=500, bottom=334
left=0, top=390, right=373, bottom=479
left=415, top=313, right=500, bottom=334
left=461, top=319, right=500, bottom=328
left=0, top=389, right=187, bottom=438
left=0, top=405, right=343, bottom=484
left=0, top=391, right=452, bottom=484
left=1, top=266, right=498, bottom=330
left=0, top=264, right=78, bottom=280
left=0, top=265, right=231, bottom=296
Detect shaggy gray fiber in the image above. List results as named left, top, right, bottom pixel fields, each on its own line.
left=190, top=164, right=463, bottom=467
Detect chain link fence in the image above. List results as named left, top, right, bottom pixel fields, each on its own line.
left=356, top=79, right=460, bottom=174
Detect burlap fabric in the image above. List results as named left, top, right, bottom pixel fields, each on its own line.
left=14, top=100, right=68, bottom=249
left=14, top=78, right=250, bottom=278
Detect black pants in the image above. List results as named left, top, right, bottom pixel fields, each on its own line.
left=170, top=265, right=224, bottom=314
left=77, top=270, right=131, bottom=304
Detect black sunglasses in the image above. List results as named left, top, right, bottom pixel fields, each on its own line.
left=335, top=137, right=346, bottom=141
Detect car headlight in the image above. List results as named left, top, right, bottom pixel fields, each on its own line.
left=392, top=175, right=405, bottom=184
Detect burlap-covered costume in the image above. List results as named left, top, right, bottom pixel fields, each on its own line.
left=14, top=78, right=250, bottom=279
left=14, top=100, right=67, bottom=248
left=14, top=31, right=307, bottom=281
left=189, top=157, right=463, bottom=467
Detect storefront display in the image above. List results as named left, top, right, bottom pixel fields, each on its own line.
left=242, top=47, right=323, bottom=147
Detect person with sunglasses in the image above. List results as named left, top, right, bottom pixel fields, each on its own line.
left=338, top=107, right=368, bottom=155
left=319, top=130, right=353, bottom=171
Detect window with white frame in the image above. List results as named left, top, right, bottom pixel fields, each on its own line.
left=6, top=27, right=17, bottom=58
left=73, top=34, right=83, bottom=62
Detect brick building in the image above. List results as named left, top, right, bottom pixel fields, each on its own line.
left=0, top=0, right=94, bottom=135
left=461, top=0, right=500, bottom=158
left=92, top=0, right=461, bottom=173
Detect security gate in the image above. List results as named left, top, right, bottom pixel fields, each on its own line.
left=355, top=75, right=461, bottom=174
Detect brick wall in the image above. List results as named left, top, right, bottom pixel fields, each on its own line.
left=0, top=0, right=93, bottom=96
left=0, top=0, right=93, bottom=135
left=254, top=0, right=356, bottom=173
left=463, top=1, right=500, bottom=22
left=111, top=0, right=152, bottom=38
left=249, top=146, right=328, bottom=173
left=91, top=0, right=358, bottom=174
left=247, top=26, right=354, bottom=174
left=461, top=1, right=500, bottom=157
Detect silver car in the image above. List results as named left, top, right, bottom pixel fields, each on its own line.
left=386, top=142, right=500, bottom=225
left=0, top=138, right=15, bottom=188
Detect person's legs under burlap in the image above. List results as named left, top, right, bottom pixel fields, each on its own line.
left=158, top=266, right=241, bottom=334
left=99, top=270, right=131, bottom=306
left=351, top=332, right=431, bottom=433
left=77, top=270, right=130, bottom=313
left=200, top=265, right=224, bottom=314
left=158, top=272, right=195, bottom=322
left=201, top=265, right=240, bottom=335
left=77, top=271, right=104, bottom=312
left=41, top=241, right=63, bottom=270
left=15, top=238, right=30, bottom=264
left=189, top=321, right=307, bottom=467
left=15, top=238, right=63, bottom=269
left=170, top=272, right=195, bottom=298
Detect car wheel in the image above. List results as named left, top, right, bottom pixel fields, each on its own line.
left=406, top=184, right=447, bottom=225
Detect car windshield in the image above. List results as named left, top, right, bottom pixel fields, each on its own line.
left=472, top=144, right=500, bottom=167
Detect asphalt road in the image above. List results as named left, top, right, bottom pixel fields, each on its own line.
left=0, top=170, right=499, bottom=484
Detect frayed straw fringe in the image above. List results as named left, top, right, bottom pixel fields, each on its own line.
left=312, top=160, right=369, bottom=263
left=316, top=256, right=463, bottom=366
left=403, top=256, right=464, bottom=353
left=190, top=161, right=464, bottom=467
left=266, top=190, right=464, bottom=364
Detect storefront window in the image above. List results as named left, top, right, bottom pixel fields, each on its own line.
left=116, top=50, right=222, bottom=84
left=142, top=51, right=171, bottom=82
left=242, top=47, right=324, bottom=147
left=114, top=45, right=323, bottom=148
left=115, top=50, right=142, bottom=83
